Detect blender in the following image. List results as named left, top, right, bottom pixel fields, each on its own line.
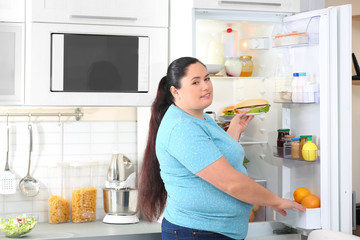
left=102, top=153, right=139, bottom=224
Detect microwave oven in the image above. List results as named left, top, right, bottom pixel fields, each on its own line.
left=26, top=23, right=168, bottom=106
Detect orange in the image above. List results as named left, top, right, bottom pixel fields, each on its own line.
left=301, top=194, right=320, bottom=208
left=253, top=205, right=260, bottom=212
left=293, top=187, right=311, bottom=204
left=249, top=210, right=255, bottom=222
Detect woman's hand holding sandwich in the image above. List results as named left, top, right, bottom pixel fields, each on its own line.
left=227, top=108, right=254, bottom=141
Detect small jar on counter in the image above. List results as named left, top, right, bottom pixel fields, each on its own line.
left=225, top=56, right=242, bottom=77
left=291, top=137, right=301, bottom=159
left=240, top=56, right=254, bottom=77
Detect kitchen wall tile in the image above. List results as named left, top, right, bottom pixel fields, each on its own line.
left=4, top=200, right=33, bottom=214
left=118, top=132, right=137, bottom=143
left=64, top=122, right=91, bottom=132
left=117, top=122, right=137, bottom=132
left=63, top=143, right=91, bottom=155
left=1, top=120, right=137, bottom=223
left=63, top=132, right=91, bottom=144
left=92, top=132, right=118, bottom=144
left=91, top=122, right=117, bottom=132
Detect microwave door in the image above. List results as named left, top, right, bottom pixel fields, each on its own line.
left=51, top=33, right=149, bottom=93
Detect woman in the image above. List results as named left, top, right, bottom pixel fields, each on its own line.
left=137, top=57, right=305, bottom=240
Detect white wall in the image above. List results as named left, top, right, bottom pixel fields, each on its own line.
left=0, top=119, right=137, bottom=222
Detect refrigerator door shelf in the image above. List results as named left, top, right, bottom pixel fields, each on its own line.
left=276, top=208, right=321, bottom=230
left=273, top=146, right=320, bottom=162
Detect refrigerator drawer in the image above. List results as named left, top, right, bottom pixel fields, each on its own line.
left=276, top=208, right=321, bottom=230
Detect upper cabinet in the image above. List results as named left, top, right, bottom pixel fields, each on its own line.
left=31, top=0, right=169, bottom=27
left=193, top=0, right=314, bottom=13
left=0, top=0, right=25, bottom=22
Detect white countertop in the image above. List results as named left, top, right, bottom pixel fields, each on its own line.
left=0, top=220, right=161, bottom=240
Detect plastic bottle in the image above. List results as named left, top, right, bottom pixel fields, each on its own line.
left=222, top=23, right=239, bottom=58
left=297, top=72, right=306, bottom=102
left=208, top=32, right=224, bottom=65
left=291, top=73, right=299, bottom=102
left=302, top=135, right=318, bottom=161
left=274, top=52, right=293, bottom=102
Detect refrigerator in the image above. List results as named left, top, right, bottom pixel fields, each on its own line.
left=168, top=1, right=352, bottom=239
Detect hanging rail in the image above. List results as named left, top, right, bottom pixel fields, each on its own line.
left=0, top=108, right=83, bottom=121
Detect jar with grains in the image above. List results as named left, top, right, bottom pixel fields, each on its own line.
left=63, top=162, right=98, bottom=223
left=225, top=56, right=242, bottom=77
left=47, top=164, right=70, bottom=224
left=291, top=137, right=301, bottom=159
left=240, top=56, right=254, bottom=77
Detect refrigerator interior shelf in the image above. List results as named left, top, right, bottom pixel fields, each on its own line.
left=276, top=208, right=321, bottom=230
left=272, top=16, right=320, bottom=48
left=273, top=146, right=320, bottom=162
left=240, top=139, right=268, bottom=145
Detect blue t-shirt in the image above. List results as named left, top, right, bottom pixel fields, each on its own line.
left=156, top=104, right=253, bottom=240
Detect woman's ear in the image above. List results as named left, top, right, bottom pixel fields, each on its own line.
left=170, top=86, right=180, bottom=100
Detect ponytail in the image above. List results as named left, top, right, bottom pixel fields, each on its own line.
left=137, top=76, right=171, bottom=221
left=137, top=57, right=203, bottom=221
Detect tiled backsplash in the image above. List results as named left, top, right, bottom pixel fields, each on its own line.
left=0, top=120, right=137, bottom=222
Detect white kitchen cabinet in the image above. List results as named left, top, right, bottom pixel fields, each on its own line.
left=0, top=0, right=25, bottom=22
left=0, top=23, right=24, bottom=105
left=194, top=0, right=315, bottom=13
left=31, top=0, right=168, bottom=27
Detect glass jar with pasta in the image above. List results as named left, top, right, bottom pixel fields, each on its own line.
left=63, top=162, right=98, bottom=223
left=47, top=164, right=70, bottom=224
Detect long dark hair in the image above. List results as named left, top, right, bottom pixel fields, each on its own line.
left=137, top=57, right=202, bottom=221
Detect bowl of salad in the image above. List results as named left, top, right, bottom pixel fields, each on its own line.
left=0, top=214, right=38, bottom=238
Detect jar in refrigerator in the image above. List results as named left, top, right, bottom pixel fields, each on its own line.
left=277, top=129, right=290, bottom=157
left=291, top=137, right=301, bottom=159
left=225, top=56, right=242, bottom=77
left=239, top=56, right=253, bottom=77
left=283, top=134, right=296, bottom=157
left=300, top=135, right=311, bottom=150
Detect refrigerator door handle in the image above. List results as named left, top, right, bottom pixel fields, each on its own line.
left=218, top=1, right=281, bottom=7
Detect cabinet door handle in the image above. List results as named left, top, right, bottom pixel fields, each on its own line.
left=70, top=15, right=138, bottom=21
left=218, top=1, right=281, bottom=7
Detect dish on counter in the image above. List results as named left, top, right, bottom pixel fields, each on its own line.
left=0, top=214, right=38, bottom=238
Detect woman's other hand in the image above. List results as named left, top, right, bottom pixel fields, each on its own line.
left=273, top=198, right=306, bottom=216
left=226, top=108, right=254, bottom=141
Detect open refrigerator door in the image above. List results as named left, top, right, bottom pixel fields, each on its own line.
left=190, top=4, right=352, bottom=238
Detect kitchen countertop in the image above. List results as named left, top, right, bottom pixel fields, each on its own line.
left=0, top=220, right=161, bottom=240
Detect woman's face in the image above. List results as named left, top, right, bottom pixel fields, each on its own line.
left=171, top=62, right=213, bottom=118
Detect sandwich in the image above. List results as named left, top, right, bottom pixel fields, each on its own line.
left=234, top=99, right=270, bottom=114
left=222, top=106, right=240, bottom=116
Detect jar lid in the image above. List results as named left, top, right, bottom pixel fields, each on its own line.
left=278, top=129, right=290, bottom=132
left=300, top=135, right=312, bottom=138
left=240, top=55, right=252, bottom=59
left=285, top=134, right=296, bottom=138
left=291, top=137, right=301, bottom=141
left=226, top=56, right=240, bottom=59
